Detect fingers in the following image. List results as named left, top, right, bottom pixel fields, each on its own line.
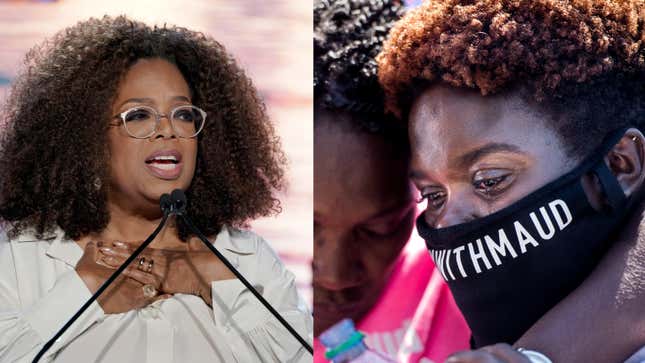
left=95, top=250, right=128, bottom=269
left=94, top=251, right=162, bottom=288
left=121, top=268, right=161, bottom=288
left=446, top=345, right=531, bottom=363
left=98, top=242, right=167, bottom=262
left=110, top=241, right=167, bottom=257
left=97, top=244, right=151, bottom=264
left=77, top=241, right=102, bottom=270
left=81, top=241, right=99, bottom=260
left=446, top=350, right=500, bottom=363
left=97, top=245, right=136, bottom=259
left=151, top=293, right=173, bottom=303
left=106, top=240, right=142, bottom=250
left=482, top=344, right=530, bottom=362
left=97, top=248, right=162, bottom=277
left=111, top=240, right=131, bottom=248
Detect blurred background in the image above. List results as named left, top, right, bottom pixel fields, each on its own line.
left=0, top=0, right=312, bottom=304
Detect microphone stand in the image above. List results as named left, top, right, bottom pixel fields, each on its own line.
left=32, top=195, right=173, bottom=363
left=170, top=189, right=313, bottom=355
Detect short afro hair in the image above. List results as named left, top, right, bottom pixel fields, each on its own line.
left=314, top=0, right=406, bottom=135
left=378, top=0, right=645, bottom=156
left=0, top=15, right=286, bottom=240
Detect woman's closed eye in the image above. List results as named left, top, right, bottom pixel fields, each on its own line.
left=358, top=206, right=414, bottom=239
left=472, top=168, right=515, bottom=198
left=358, top=224, right=399, bottom=239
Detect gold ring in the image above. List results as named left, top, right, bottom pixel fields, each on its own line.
left=138, top=257, right=146, bottom=271
left=146, top=259, right=154, bottom=273
left=142, top=284, right=158, bottom=298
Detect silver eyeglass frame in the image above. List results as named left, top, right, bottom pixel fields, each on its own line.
left=110, top=105, right=207, bottom=139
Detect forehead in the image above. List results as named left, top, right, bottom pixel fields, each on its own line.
left=409, top=85, right=565, bottom=171
left=314, top=115, right=411, bottom=223
left=114, top=58, right=191, bottom=104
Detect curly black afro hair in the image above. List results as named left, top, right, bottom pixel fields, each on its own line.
left=378, top=0, right=645, bottom=157
left=314, top=0, right=406, bottom=135
left=0, top=15, right=286, bottom=240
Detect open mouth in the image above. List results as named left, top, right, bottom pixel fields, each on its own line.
left=146, top=155, right=179, bottom=169
left=145, top=150, right=183, bottom=179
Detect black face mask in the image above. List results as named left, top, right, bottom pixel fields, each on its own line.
left=416, top=129, right=633, bottom=347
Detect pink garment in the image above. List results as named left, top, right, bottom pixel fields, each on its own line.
left=314, top=235, right=471, bottom=362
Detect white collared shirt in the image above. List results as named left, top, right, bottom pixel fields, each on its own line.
left=0, top=225, right=313, bottom=362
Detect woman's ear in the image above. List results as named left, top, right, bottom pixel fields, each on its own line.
left=606, top=128, right=645, bottom=197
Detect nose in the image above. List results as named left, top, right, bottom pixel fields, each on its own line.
left=154, top=114, right=176, bottom=139
left=313, top=229, right=365, bottom=291
left=432, top=185, right=480, bottom=229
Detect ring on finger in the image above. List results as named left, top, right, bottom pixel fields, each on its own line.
left=138, top=257, right=146, bottom=271
left=142, top=283, right=158, bottom=298
left=516, top=349, right=552, bottom=363
left=146, top=259, right=154, bottom=273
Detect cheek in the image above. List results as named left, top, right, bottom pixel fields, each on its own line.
left=190, top=141, right=198, bottom=163
left=361, top=248, right=399, bottom=288
left=107, top=133, right=137, bottom=173
left=494, top=163, right=561, bottom=208
left=185, top=141, right=198, bottom=174
left=362, top=225, right=413, bottom=279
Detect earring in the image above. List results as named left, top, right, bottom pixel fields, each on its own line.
left=93, top=176, right=102, bottom=191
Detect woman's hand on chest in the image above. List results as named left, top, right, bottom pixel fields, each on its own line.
left=96, top=240, right=235, bottom=307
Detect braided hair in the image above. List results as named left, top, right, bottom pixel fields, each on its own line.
left=314, top=0, right=405, bottom=135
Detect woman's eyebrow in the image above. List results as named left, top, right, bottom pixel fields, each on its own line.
left=118, top=97, right=154, bottom=108
left=172, top=95, right=191, bottom=103
left=455, top=142, right=525, bottom=167
left=117, top=96, right=191, bottom=109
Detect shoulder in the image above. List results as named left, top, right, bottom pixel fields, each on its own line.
left=221, top=225, right=260, bottom=244
left=0, top=223, right=8, bottom=243
left=217, top=226, right=292, bottom=279
left=0, top=223, right=31, bottom=250
left=0, top=224, right=64, bottom=262
left=625, top=346, right=645, bottom=363
left=216, top=225, right=281, bottom=260
left=0, top=224, right=10, bottom=257
left=0, top=223, right=59, bottom=244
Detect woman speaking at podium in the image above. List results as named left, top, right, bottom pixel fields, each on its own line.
left=0, top=15, right=312, bottom=362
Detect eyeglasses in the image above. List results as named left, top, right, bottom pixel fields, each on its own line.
left=110, top=105, right=206, bottom=139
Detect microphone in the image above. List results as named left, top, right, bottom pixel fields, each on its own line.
left=170, top=188, right=187, bottom=215
left=170, top=189, right=313, bottom=355
left=160, top=193, right=172, bottom=214
left=33, top=194, right=173, bottom=363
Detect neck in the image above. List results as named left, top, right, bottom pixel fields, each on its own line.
left=87, top=196, right=185, bottom=249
